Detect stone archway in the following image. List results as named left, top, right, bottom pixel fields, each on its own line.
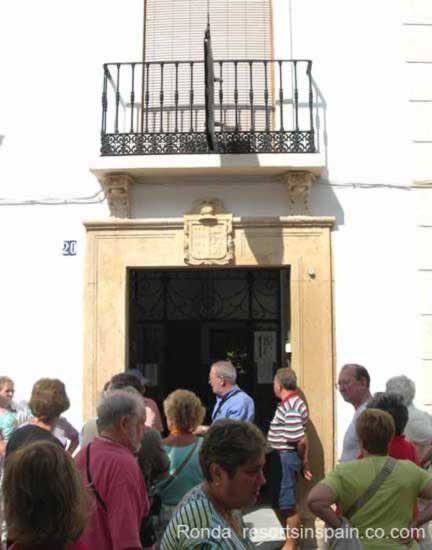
left=83, top=212, right=335, bottom=472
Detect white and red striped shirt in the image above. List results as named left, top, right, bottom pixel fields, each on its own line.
left=267, top=392, right=308, bottom=452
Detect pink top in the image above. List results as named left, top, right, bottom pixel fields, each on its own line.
left=75, top=437, right=149, bottom=550
left=144, top=397, right=163, bottom=432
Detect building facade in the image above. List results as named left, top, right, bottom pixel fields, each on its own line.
left=0, top=0, right=430, bottom=473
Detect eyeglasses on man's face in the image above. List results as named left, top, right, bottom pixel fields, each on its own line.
left=336, top=378, right=357, bottom=389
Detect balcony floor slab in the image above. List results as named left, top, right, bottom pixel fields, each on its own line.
left=90, top=153, right=325, bottom=183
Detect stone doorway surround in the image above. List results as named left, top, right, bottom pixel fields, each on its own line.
left=83, top=200, right=335, bottom=473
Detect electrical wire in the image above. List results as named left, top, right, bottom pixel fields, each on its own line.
left=315, top=180, right=412, bottom=190
left=0, top=189, right=106, bottom=206
left=0, top=177, right=414, bottom=207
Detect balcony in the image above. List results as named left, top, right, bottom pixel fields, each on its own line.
left=100, top=58, right=316, bottom=157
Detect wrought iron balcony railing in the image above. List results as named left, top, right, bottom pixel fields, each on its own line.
left=101, top=58, right=316, bottom=156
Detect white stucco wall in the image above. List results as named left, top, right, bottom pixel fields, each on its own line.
left=0, top=0, right=429, bottom=452
left=0, top=0, right=143, bottom=428
left=0, top=205, right=102, bottom=428
left=416, top=185, right=432, bottom=414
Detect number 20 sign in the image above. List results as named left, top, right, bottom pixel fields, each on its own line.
left=62, top=240, right=77, bottom=256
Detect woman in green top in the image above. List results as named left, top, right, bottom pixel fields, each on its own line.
left=308, top=409, right=432, bottom=549
left=0, top=395, right=17, bottom=444
left=156, top=390, right=206, bottom=528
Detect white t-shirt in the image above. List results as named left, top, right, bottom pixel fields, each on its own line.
left=405, top=404, right=432, bottom=445
left=340, top=401, right=367, bottom=462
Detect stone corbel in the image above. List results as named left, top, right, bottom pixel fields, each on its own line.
left=282, top=171, right=316, bottom=214
left=102, top=174, right=134, bottom=218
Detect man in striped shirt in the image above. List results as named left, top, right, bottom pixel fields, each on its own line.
left=267, top=368, right=311, bottom=550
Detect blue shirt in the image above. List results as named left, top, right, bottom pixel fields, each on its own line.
left=211, top=385, right=255, bottom=423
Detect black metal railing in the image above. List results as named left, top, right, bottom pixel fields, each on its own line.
left=101, top=59, right=316, bottom=156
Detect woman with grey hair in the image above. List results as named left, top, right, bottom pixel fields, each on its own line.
left=386, top=375, right=432, bottom=466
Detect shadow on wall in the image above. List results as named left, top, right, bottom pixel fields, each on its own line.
left=242, top=220, right=284, bottom=267
left=298, top=388, right=325, bottom=546
left=238, top=176, right=345, bottom=256
left=312, top=77, right=328, bottom=171
left=298, top=388, right=325, bottom=481
left=311, top=77, right=347, bottom=230
left=223, top=149, right=284, bottom=266
left=311, top=178, right=345, bottom=229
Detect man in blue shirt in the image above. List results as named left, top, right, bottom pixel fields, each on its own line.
left=209, top=360, right=255, bottom=423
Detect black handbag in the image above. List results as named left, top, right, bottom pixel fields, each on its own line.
left=139, top=493, right=162, bottom=546
left=144, top=439, right=200, bottom=543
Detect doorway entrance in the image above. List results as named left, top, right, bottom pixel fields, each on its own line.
left=128, top=267, right=290, bottom=430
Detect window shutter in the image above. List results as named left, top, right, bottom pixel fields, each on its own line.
left=144, top=0, right=273, bottom=62
left=143, top=0, right=274, bottom=133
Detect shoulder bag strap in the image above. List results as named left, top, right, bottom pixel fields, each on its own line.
left=158, top=439, right=200, bottom=495
left=345, top=457, right=396, bottom=519
left=86, top=443, right=108, bottom=512
left=212, top=389, right=242, bottom=421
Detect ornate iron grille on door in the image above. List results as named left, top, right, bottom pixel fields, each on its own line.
left=129, top=269, right=282, bottom=321
left=128, top=268, right=289, bottom=420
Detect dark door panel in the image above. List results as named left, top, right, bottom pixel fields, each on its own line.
left=128, top=267, right=290, bottom=432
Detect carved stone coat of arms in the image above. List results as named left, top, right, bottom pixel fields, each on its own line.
left=184, top=199, right=234, bottom=265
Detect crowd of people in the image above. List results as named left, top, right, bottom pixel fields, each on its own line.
left=0, top=362, right=431, bottom=550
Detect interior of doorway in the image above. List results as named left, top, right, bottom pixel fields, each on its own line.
left=128, top=266, right=291, bottom=431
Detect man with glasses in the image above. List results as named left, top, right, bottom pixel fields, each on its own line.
left=337, top=363, right=371, bottom=461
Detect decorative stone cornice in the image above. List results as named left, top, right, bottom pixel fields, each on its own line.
left=280, top=171, right=317, bottom=214
left=84, top=216, right=335, bottom=231
left=102, top=173, right=134, bottom=218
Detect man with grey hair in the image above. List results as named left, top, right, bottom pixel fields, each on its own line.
left=209, top=360, right=255, bottom=423
left=385, top=377, right=432, bottom=550
left=75, top=390, right=149, bottom=550
left=268, top=367, right=311, bottom=550
left=386, top=375, right=432, bottom=464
